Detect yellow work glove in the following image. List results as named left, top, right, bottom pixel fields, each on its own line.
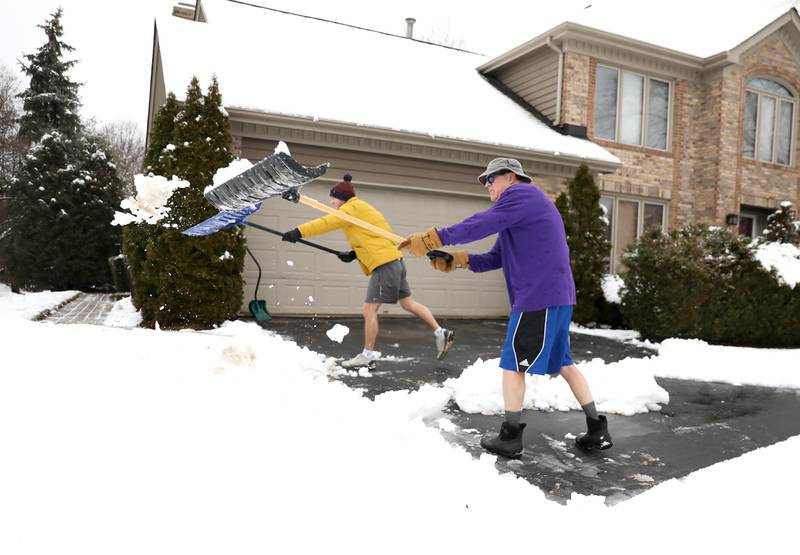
left=430, top=251, right=469, bottom=272
left=399, top=227, right=442, bottom=256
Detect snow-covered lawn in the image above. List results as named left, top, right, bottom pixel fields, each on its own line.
left=0, top=292, right=797, bottom=553
left=0, top=282, right=79, bottom=321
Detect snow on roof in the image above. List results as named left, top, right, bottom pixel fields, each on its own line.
left=553, top=3, right=792, bottom=59
left=155, top=0, right=619, bottom=165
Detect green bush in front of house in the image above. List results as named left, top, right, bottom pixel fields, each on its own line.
left=620, top=225, right=800, bottom=347
left=124, top=77, right=245, bottom=327
left=556, top=163, right=610, bottom=324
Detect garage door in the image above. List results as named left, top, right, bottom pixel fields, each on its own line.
left=242, top=180, right=510, bottom=317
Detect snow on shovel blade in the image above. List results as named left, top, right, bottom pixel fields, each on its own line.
left=182, top=203, right=261, bottom=236
left=204, top=152, right=329, bottom=211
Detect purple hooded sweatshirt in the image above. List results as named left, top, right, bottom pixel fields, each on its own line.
left=436, top=183, right=576, bottom=313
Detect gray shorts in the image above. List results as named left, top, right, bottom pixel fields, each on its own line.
left=365, top=259, right=411, bottom=304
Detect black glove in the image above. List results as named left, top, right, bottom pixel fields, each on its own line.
left=282, top=228, right=301, bottom=243
left=337, top=250, right=357, bottom=263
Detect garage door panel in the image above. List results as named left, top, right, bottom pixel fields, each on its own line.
left=319, top=285, right=353, bottom=309
left=316, top=254, right=363, bottom=277
left=281, top=250, right=315, bottom=273
left=243, top=183, right=510, bottom=317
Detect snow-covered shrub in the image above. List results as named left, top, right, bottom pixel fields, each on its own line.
left=621, top=226, right=800, bottom=347
left=123, top=77, right=245, bottom=327
left=555, top=163, right=610, bottom=324
left=760, top=201, right=800, bottom=246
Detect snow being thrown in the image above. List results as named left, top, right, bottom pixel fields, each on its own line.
left=110, top=173, right=189, bottom=226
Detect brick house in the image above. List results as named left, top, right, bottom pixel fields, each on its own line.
left=151, top=1, right=798, bottom=314
left=479, top=9, right=800, bottom=270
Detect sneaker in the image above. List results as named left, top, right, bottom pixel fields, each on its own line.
left=435, top=328, right=455, bottom=360
left=340, top=353, right=376, bottom=370
left=480, top=422, right=527, bottom=459
left=575, top=415, right=613, bottom=451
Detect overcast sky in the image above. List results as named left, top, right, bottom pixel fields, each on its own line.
left=0, top=0, right=795, bottom=132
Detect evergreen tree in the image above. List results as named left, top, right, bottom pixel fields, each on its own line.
left=760, top=202, right=800, bottom=245
left=127, top=78, right=244, bottom=326
left=16, top=9, right=80, bottom=144
left=143, top=93, right=179, bottom=175
left=7, top=9, right=122, bottom=290
left=123, top=93, right=179, bottom=308
left=556, top=163, right=611, bottom=324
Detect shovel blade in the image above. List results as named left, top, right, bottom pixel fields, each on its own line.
left=182, top=203, right=261, bottom=236
left=204, top=152, right=329, bottom=211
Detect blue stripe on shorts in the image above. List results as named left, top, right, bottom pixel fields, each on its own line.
left=499, top=305, right=574, bottom=375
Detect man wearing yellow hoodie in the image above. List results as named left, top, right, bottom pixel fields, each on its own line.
left=282, top=174, right=454, bottom=369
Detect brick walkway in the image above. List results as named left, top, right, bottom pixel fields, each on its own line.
left=44, top=293, right=121, bottom=325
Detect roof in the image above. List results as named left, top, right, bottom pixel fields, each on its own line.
left=550, top=3, right=792, bottom=59
left=154, top=0, right=620, bottom=166
left=482, top=5, right=799, bottom=73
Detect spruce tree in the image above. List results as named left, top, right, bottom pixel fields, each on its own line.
left=123, top=93, right=179, bottom=309
left=129, top=78, right=244, bottom=326
left=7, top=9, right=123, bottom=290
left=16, top=9, right=80, bottom=144
left=760, top=202, right=800, bottom=245
left=556, top=164, right=611, bottom=324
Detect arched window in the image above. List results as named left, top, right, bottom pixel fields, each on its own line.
left=743, top=77, right=795, bottom=165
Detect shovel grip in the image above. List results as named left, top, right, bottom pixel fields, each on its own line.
left=426, top=250, right=454, bottom=263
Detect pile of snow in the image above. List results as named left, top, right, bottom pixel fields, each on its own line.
left=601, top=274, right=625, bottom=304
left=638, top=338, right=800, bottom=389
left=754, top=241, right=800, bottom=288
left=206, top=157, right=254, bottom=192
left=570, top=323, right=642, bottom=344
left=0, top=283, right=78, bottom=322
left=111, top=174, right=189, bottom=226
left=373, top=384, right=454, bottom=421
left=446, top=357, right=669, bottom=416
left=102, top=297, right=143, bottom=329
left=326, top=323, right=350, bottom=343
left=273, top=140, right=291, bottom=156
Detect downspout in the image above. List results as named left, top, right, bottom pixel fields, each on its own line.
left=545, top=36, right=563, bottom=126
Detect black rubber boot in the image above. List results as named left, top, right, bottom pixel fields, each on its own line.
left=576, top=415, right=613, bottom=450
left=480, top=422, right=527, bottom=459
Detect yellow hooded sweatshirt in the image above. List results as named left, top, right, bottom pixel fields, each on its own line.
left=297, top=197, right=402, bottom=276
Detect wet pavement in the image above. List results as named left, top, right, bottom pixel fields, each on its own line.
left=262, top=316, right=800, bottom=505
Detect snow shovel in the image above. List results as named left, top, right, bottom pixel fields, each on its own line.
left=245, top=246, right=272, bottom=324
left=182, top=203, right=351, bottom=258
left=204, top=152, right=453, bottom=263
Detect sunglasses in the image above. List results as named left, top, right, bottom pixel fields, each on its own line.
left=481, top=170, right=510, bottom=185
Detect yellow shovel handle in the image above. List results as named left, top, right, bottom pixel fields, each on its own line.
left=298, top=195, right=405, bottom=244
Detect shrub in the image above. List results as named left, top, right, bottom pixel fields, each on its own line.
left=124, top=78, right=245, bottom=327
left=555, top=163, right=610, bottom=324
left=620, top=226, right=800, bottom=347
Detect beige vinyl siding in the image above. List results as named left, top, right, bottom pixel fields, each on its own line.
left=238, top=139, right=510, bottom=317
left=493, top=48, right=560, bottom=122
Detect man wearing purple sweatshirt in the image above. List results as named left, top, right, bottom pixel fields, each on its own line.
left=401, top=158, right=612, bottom=459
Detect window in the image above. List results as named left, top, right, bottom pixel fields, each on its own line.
left=743, top=77, right=795, bottom=165
left=600, top=196, right=667, bottom=272
left=594, top=65, right=670, bottom=150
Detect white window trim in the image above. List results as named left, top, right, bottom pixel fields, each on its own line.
left=601, top=195, right=669, bottom=273
left=596, top=64, right=672, bottom=152
left=745, top=78, right=796, bottom=166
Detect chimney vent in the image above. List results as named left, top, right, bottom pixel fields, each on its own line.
left=405, top=18, right=416, bottom=38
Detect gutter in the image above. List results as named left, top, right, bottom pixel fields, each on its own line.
left=225, top=107, right=622, bottom=174
left=545, top=36, right=563, bottom=126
